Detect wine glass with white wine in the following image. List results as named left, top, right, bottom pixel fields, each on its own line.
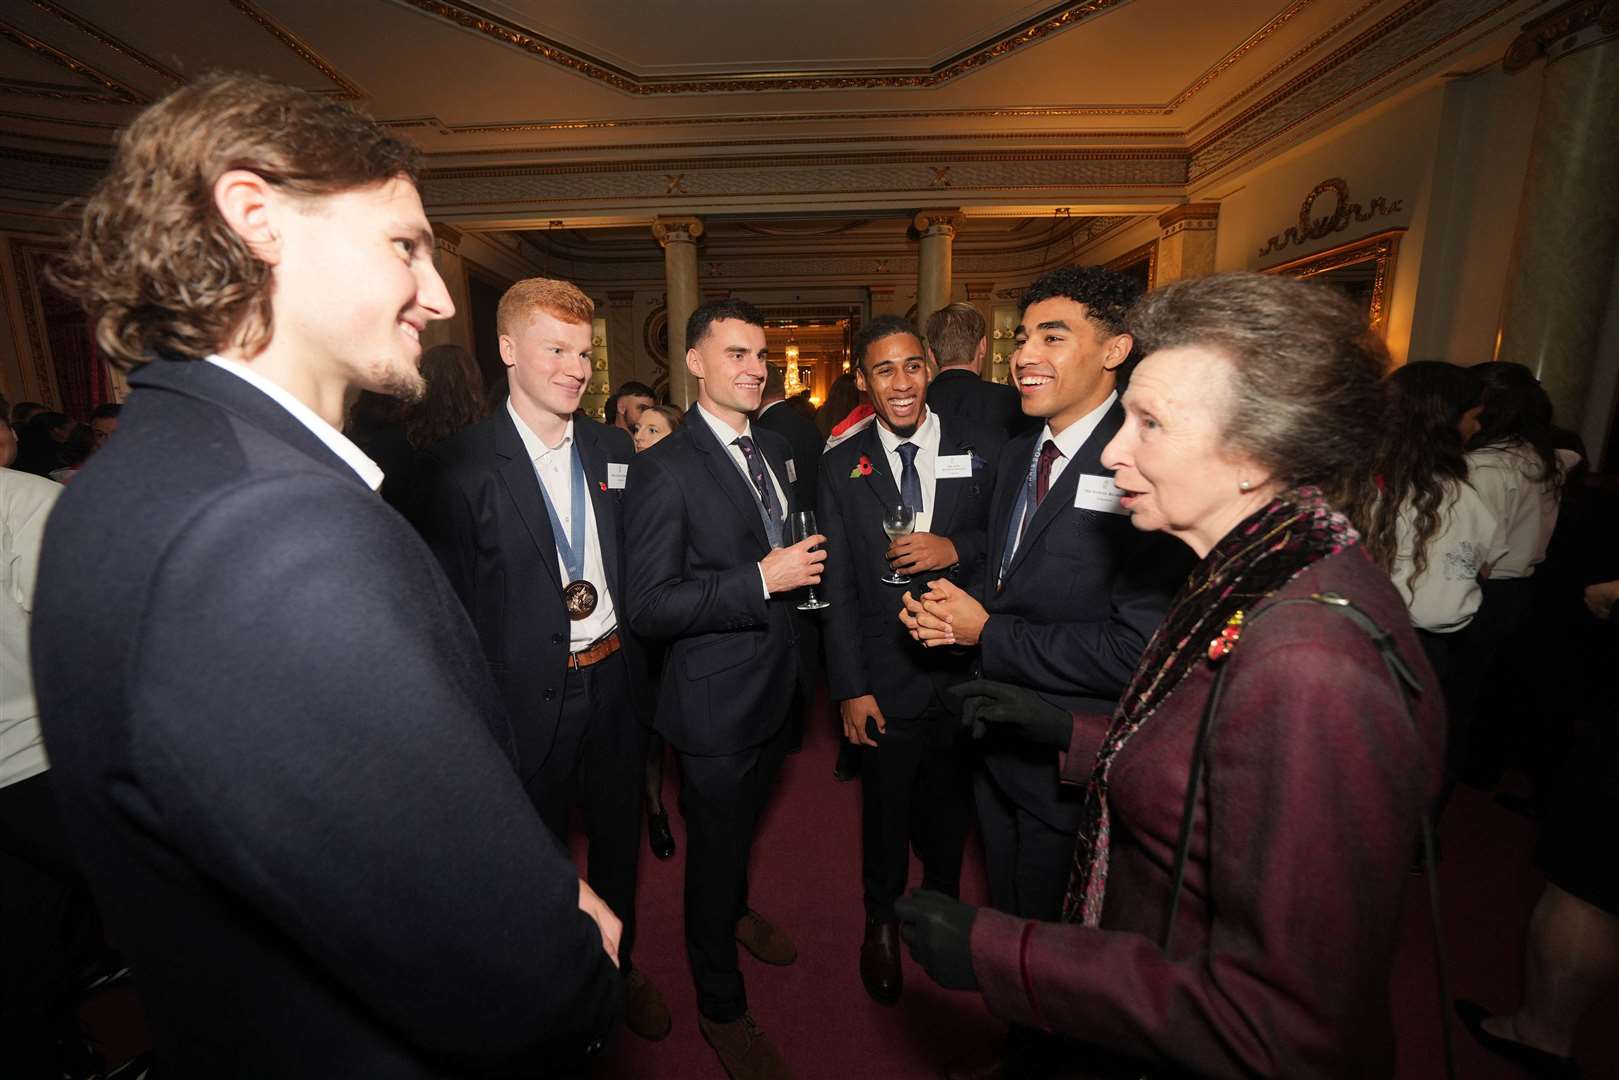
left=881, top=504, right=915, bottom=585
left=788, top=511, right=830, bottom=611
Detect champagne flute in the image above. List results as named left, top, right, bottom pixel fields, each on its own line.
left=881, top=505, right=915, bottom=585
left=789, top=511, right=830, bottom=611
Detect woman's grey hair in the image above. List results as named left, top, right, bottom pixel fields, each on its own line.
left=1126, top=272, right=1388, bottom=489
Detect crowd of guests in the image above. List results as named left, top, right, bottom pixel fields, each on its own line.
left=3, top=71, right=1617, bottom=1080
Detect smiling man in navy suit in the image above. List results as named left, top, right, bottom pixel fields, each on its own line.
left=818, top=315, right=1004, bottom=1006
left=623, top=298, right=824, bottom=1080
left=419, top=277, right=670, bottom=1043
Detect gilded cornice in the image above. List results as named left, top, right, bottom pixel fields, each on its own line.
left=0, top=18, right=144, bottom=104
left=228, top=0, right=365, bottom=99
left=29, top=0, right=184, bottom=85
left=400, top=0, right=1125, bottom=94
left=1503, top=0, right=1619, bottom=71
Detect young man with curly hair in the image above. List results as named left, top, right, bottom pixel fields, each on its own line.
left=34, top=73, right=623, bottom=1078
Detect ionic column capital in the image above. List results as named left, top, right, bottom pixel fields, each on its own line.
left=652, top=215, right=705, bottom=247
left=914, top=209, right=963, bottom=239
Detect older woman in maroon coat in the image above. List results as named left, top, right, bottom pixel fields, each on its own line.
left=898, top=272, right=1445, bottom=1078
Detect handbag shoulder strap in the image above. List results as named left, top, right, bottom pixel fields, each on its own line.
left=1159, top=591, right=1455, bottom=1080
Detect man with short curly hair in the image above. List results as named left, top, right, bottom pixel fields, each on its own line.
left=33, top=72, right=623, bottom=1078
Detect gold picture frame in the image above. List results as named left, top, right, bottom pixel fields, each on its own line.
left=1261, top=227, right=1404, bottom=334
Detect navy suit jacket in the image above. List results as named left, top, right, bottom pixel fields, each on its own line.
left=418, top=408, right=649, bottom=776
left=754, top=399, right=823, bottom=513
left=926, top=367, right=1037, bottom=438
left=31, top=360, right=620, bottom=1078
left=819, top=414, right=1004, bottom=718
left=623, top=404, right=801, bottom=756
left=978, top=401, right=1192, bottom=830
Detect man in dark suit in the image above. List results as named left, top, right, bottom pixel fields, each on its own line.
left=902, top=267, right=1190, bottom=1079
left=923, top=302, right=1035, bottom=438
left=31, top=74, right=622, bottom=1079
left=818, top=315, right=1004, bottom=1006
left=624, top=298, right=824, bottom=1080
left=418, top=277, right=669, bottom=1042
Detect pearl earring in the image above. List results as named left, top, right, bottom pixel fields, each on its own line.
left=1239, top=479, right=1252, bottom=492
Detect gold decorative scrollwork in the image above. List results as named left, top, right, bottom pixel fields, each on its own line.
left=1257, top=178, right=1402, bottom=257
left=1261, top=228, right=1404, bottom=334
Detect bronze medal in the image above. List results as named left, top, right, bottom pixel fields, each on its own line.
left=564, top=579, right=598, bottom=621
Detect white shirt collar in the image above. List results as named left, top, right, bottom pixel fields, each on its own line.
left=505, top=397, right=573, bottom=461
left=875, top=407, right=937, bottom=454
left=204, top=355, right=383, bottom=491
left=697, top=400, right=753, bottom=447
left=1040, top=391, right=1117, bottom=460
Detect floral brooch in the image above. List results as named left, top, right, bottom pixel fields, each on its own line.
left=598, top=481, right=608, bottom=492
left=1207, top=610, right=1245, bottom=662
left=849, top=454, right=876, bottom=479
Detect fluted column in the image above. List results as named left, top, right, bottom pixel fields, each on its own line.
left=1496, top=1, right=1619, bottom=434
left=1155, top=203, right=1220, bottom=284
left=653, top=216, right=704, bottom=408
left=914, top=210, right=961, bottom=331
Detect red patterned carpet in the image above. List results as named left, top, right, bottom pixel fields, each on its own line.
left=83, top=682, right=1619, bottom=1078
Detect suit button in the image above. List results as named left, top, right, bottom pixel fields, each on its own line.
left=544, top=688, right=556, bottom=701
left=552, top=633, right=564, bottom=644
left=586, top=1038, right=604, bottom=1056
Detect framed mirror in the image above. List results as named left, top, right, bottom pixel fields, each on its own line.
left=1260, top=227, right=1403, bottom=335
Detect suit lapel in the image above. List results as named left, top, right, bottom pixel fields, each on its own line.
left=856, top=422, right=903, bottom=512
left=576, top=424, right=623, bottom=601
left=1003, top=402, right=1124, bottom=584
left=494, top=411, right=563, bottom=594
left=686, top=404, right=770, bottom=549
left=928, top=414, right=972, bottom=538
left=757, top=434, right=797, bottom=520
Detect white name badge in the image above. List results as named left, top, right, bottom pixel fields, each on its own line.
left=607, top=463, right=628, bottom=490
left=935, top=454, right=973, bottom=480
left=1074, top=473, right=1126, bottom=514
left=786, top=458, right=797, bottom=483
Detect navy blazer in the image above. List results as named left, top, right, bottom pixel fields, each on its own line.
left=978, top=401, right=1192, bottom=830
left=623, top=404, right=801, bottom=756
left=419, top=408, right=649, bottom=775
left=926, top=367, right=1037, bottom=439
left=819, top=414, right=1004, bottom=718
left=754, top=399, right=823, bottom=513
left=32, top=360, right=621, bottom=1078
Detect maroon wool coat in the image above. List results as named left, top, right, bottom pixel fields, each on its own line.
left=969, top=547, right=1445, bottom=1078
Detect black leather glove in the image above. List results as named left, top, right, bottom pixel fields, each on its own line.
left=894, top=889, right=979, bottom=991
left=950, top=679, right=1073, bottom=749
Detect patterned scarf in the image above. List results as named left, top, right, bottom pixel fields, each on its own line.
left=1062, top=486, right=1359, bottom=925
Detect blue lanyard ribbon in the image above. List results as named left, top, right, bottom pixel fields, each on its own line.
left=997, top=442, right=1043, bottom=589
left=536, top=443, right=588, bottom=582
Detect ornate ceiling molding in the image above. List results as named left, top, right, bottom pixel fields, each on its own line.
left=29, top=0, right=184, bottom=86
left=1502, top=0, right=1619, bottom=71
left=401, top=0, right=1127, bottom=94
left=229, top=0, right=365, bottom=99
left=0, top=18, right=145, bottom=104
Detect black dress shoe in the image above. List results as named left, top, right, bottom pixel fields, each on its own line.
left=859, top=917, right=902, bottom=1005
left=1455, top=999, right=1580, bottom=1078
left=647, top=810, right=676, bottom=860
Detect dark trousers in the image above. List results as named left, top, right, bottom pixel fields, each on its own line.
left=0, top=771, right=104, bottom=1076
left=973, top=767, right=1074, bottom=920
left=523, top=648, right=647, bottom=970
left=676, top=716, right=793, bottom=1022
left=860, top=704, right=971, bottom=920
left=1452, top=577, right=1538, bottom=782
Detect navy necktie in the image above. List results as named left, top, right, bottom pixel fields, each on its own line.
left=734, top=435, right=784, bottom=546
left=896, top=442, right=923, bottom=515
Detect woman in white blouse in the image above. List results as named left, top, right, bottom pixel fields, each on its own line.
left=1342, top=362, right=1504, bottom=818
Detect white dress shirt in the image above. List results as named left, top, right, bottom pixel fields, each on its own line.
left=507, top=401, right=617, bottom=650
left=696, top=402, right=789, bottom=597
left=205, top=355, right=383, bottom=490
left=875, top=407, right=941, bottom=535
left=1011, top=391, right=1117, bottom=554
left=0, top=468, right=60, bottom=789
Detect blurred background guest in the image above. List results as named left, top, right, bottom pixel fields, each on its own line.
left=46, top=423, right=96, bottom=485
left=900, top=272, right=1443, bottom=1079
left=817, top=370, right=867, bottom=443
left=923, top=301, right=1031, bottom=438
left=610, top=380, right=657, bottom=432
left=631, top=403, right=682, bottom=454
left=89, top=404, right=121, bottom=450
left=631, top=401, right=682, bottom=860
left=13, top=410, right=73, bottom=477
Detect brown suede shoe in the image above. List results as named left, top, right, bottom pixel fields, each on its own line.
left=699, top=1012, right=792, bottom=1080
left=735, top=908, right=797, bottom=966
left=624, top=968, right=671, bottom=1041
left=859, top=916, right=902, bottom=1005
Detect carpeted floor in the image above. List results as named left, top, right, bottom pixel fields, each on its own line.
left=82, top=682, right=1619, bottom=1078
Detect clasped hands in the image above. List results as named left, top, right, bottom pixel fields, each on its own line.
left=898, top=578, right=988, bottom=647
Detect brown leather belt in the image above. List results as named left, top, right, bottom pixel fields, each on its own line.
left=568, top=629, right=621, bottom=670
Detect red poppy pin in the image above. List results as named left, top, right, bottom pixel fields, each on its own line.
left=849, top=454, right=875, bottom=479
left=598, top=481, right=608, bottom=492
left=1207, top=610, right=1244, bottom=662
